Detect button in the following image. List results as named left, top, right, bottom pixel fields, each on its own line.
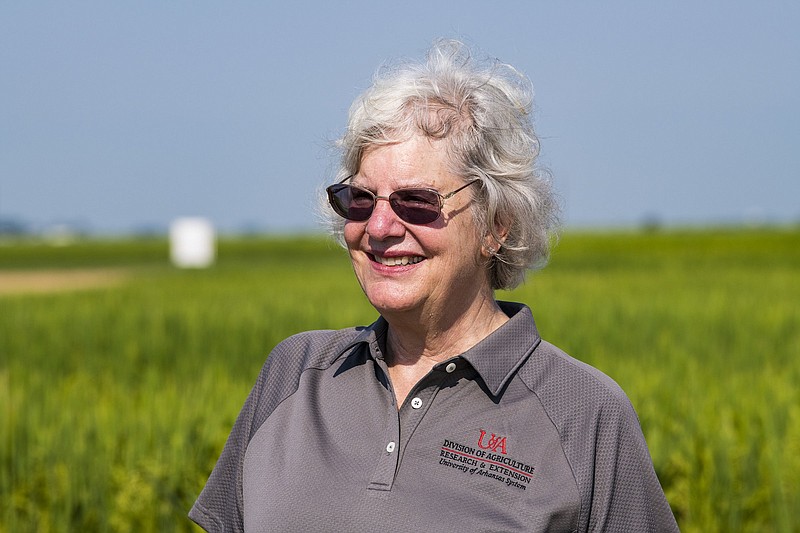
left=411, top=397, right=423, bottom=409
left=445, top=362, right=457, bottom=373
left=386, top=441, right=396, bottom=453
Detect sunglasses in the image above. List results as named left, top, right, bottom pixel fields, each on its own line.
left=326, top=177, right=479, bottom=225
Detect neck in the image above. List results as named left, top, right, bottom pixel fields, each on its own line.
left=381, top=294, right=508, bottom=408
left=383, top=294, right=509, bottom=368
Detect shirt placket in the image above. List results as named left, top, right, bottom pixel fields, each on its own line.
left=366, top=356, right=462, bottom=492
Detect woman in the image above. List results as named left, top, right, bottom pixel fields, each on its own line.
left=190, top=40, right=678, bottom=532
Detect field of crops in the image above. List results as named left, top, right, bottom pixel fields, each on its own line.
left=1, top=228, right=799, bottom=532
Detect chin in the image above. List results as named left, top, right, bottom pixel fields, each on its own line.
left=365, top=291, right=421, bottom=316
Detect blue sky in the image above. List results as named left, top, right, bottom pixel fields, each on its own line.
left=2, top=1, right=798, bottom=234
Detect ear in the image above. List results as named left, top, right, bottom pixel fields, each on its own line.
left=481, top=223, right=509, bottom=258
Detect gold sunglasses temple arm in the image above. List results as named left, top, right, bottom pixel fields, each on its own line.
left=441, top=179, right=481, bottom=201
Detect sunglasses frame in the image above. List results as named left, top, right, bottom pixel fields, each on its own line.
left=326, top=176, right=480, bottom=225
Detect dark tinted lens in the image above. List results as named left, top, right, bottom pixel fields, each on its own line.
left=347, top=187, right=376, bottom=221
left=327, top=184, right=374, bottom=221
left=390, top=189, right=441, bottom=224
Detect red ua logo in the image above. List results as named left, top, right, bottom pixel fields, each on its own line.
left=477, top=429, right=508, bottom=455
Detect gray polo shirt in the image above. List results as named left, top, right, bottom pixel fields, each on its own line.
left=190, top=302, right=678, bottom=532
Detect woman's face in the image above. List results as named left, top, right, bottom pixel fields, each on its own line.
left=343, top=135, right=492, bottom=321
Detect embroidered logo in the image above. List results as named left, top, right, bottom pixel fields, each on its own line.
left=477, top=429, right=508, bottom=455
left=437, top=432, right=535, bottom=491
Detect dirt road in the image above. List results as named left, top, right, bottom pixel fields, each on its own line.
left=0, top=268, right=130, bottom=295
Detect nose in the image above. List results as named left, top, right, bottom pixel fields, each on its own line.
left=365, top=197, right=405, bottom=240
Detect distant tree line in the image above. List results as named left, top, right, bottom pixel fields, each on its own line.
left=0, top=218, right=28, bottom=235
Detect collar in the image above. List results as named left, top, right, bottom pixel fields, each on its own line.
left=346, top=301, right=541, bottom=398
left=342, top=316, right=389, bottom=361
left=459, top=301, right=542, bottom=397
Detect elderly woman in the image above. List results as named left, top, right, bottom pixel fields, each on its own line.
left=190, top=40, right=678, bottom=532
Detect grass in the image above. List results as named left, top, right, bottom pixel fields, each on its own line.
left=1, top=227, right=798, bottom=532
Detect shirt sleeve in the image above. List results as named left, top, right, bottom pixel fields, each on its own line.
left=188, top=364, right=267, bottom=533
left=524, top=340, right=679, bottom=532
left=584, top=393, right=679, bottom=532
left=188, top=329, right=352, bottom=532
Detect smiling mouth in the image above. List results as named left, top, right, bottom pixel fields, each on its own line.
left=371, top=254, right=425, bottom=266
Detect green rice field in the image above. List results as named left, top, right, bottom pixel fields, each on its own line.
left=1, top=228, right=799, bottom=532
